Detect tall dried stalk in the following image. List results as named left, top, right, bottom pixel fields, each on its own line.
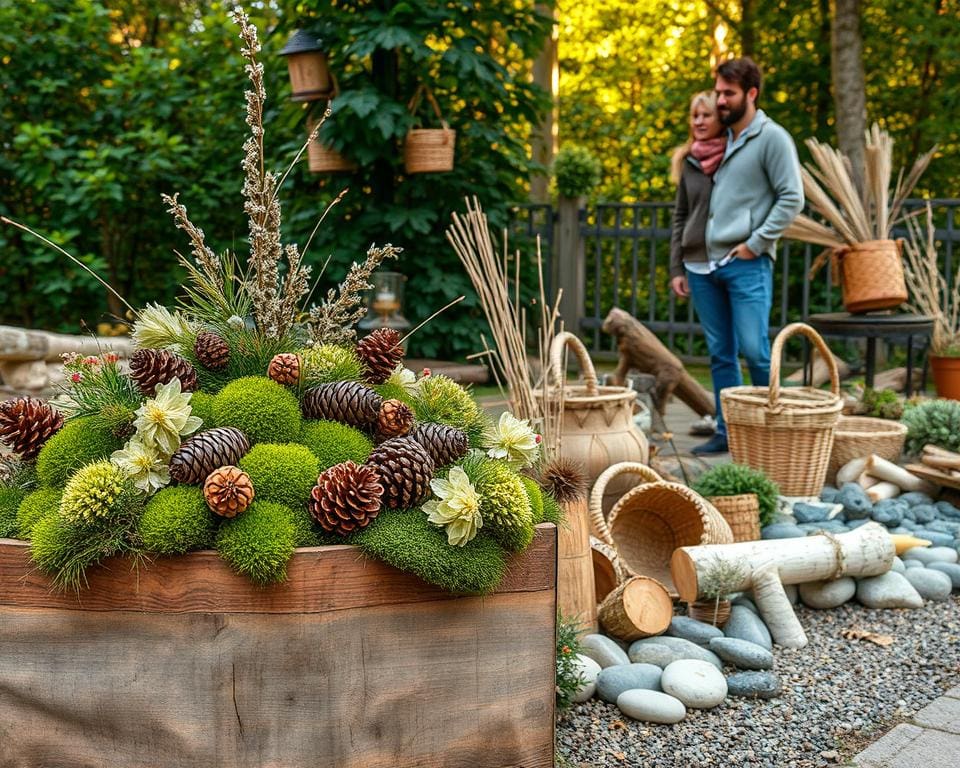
left=446, top=197, right=563, bottom=459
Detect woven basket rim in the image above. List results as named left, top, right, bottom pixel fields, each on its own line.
left=835, top=415, right=908, bottom=438
left=722, top=386, right=843, bottom=409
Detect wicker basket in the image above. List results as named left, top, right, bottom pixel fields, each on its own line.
left=404, top=85, right=455, bottom=174
left=721, top=323, right=844, bottom=497
left=688, top=599, right=731, bottom=628
left=589, top=462, right=733, bottom=598
left=837, top=239, right=907, bottom=314
left=590, top=535, right=629, bottom=604
left=707, top=493, right=761, bottom=542
left=307, top=119, right=357, bottom=173
left=826, top=415, right=908, bottom=484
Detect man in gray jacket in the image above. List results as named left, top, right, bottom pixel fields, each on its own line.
left=685, top=57, right=803, bottom=454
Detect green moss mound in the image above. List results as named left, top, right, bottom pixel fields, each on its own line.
left=36, top=416, right=124, bottom=488
left=285, top=505, right=322, bottom=547
left=16, top=488, right=62, bottom=539
left=212, top=376, right=301, bottom=445
left=238, top=443, right=319, bottom=510
left=540, top=491, right=566, bottom=527
left=189, top=391, right=217, bottom=428
left=300, top=345, right=364, bottom=386
left=692, top=462, right=780, bottom=527
left=59, top=461, right=140, bottom=524
left=139, top=486, right=216, bottom=554
left=215, top=500, right=297, bottom=585
left=0, top=485, right=26, bottom=538
left=353, top=509, right=507, bottom=594
left=412, top=375, right=486, bottom=445
left=298, top=420, right=373, bottom=470
left=463, top=456, right=534, bottom=551
left=519, top=475, right=545, bottom=525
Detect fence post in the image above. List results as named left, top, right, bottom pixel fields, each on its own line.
left=554, top=195, right=586, bottom=332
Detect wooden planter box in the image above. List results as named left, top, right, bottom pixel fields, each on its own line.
left=0, top=524, right=557, bottom=767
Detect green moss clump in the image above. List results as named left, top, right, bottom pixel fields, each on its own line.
left=284, top=505, right=322, bottom=547
left=462, top=456, right=534, bottom=551
left=139, top=486, right=216, bottom=554
left=519, top=475, right=545, bottom=525
left=238, top=443, right=319, bottom=510
left=189, top=391, right=217, bottom=428
left=353, top=509, right=507, bottom=594
left=300, top=345, right=364, bottom=386
left=692, top=463, right=780, bottom=527
left=16, top=488, right=62, bottom=539
left=540, top=491, right=566, bottom=527
left=212, top=376, right=301, bottom=445
left=59, top=461, right=140, bottom=524
left=412, top=375, right=486, bottom=445
left=298, top=420, right=373, bottom=470
left=36, top=416, right=124, bottom=488
left=215, top=500, right=297, bottom=585
left=0, top=485, right=27, bottom=538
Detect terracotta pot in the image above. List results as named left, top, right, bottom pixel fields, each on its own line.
left=930, top=355, right=960, bottom=400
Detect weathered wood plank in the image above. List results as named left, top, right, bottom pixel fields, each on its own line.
left=0, top=524, right=556, bottom=614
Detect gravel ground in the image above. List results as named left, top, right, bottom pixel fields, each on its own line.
left=557, top=595, right=960, bottom=768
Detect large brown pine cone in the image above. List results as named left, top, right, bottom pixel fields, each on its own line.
left=169, top=427, right=251, bottom=485
left=409, top=422, right=469, bottom=468
left=129, top=348, right=198, bottom=396
left=301, top=381, right=382, bottom=427
left=203, top=465, right=255, bottom=518
left=309, top=460, right=384, bottom=536
left=194, top=331, right=230, bottom=371
left=366, top=436, right=435, bottom=509
left=0, top=397, right=64, bottom=460
left=356, top=328, right=403, bottom=385
left=376, top=399, right=414, bottom=440
left=268, top=353, right=301, bottom=387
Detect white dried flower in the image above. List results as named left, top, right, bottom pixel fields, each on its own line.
left=133, top=379, right=202, bottom=455
left=111, top=438, right=171, bottom=494
left=422, top=466, right=482, bottom=547
left=485, top=411, right=541, bottom=468
left=132, top=303, right=195, bottom=350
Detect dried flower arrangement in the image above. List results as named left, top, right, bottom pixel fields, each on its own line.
left=0, top=8, right=562, bottom=594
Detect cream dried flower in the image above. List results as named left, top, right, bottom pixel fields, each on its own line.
left=485, top=411, right=541, bottom=468
left=132, top=303, right=196, bottom=351
left=422, top=466, right=482, bottom=547
left=111, top=437, right=171, bottom=494
left=133, top=379, right=202, bottom=455
left=388, top=363, right=419, bottom=396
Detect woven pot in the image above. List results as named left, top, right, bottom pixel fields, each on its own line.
left=589, top=462, right=733, bottom=598
left=721, top=322, right=844, bottom=497
left=837, top=239, right=907, bottom=314
left=707, top=493, right=761, bottom=542
left=688, top=599, right=731, bottom=628
left=827, top=416, right=907, bottom=484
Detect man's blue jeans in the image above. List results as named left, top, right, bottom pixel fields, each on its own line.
left=686, top=256, right=773, bottom=437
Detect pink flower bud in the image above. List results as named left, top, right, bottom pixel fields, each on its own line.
left=83, top=356, right=99, bottom=366
left=71, top=372, right=83, bottom=383
left=422, top=367, right=432, bottom=377
left=535, top=434, right=542, bottom=444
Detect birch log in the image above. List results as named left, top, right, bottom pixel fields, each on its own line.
left=597, top=576, right=672, bottom=641
left=670, top=523, right=894, bottom=648
left=864, top=455, right=937, bottom=495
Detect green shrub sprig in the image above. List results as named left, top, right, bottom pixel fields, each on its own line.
left=692, top=463, right=780, bottom=527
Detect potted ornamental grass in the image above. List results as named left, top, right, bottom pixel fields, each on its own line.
left=691, top=462, right=779, bottom=543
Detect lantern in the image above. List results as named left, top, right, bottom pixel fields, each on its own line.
left=279, top=30, right=331, bottom=102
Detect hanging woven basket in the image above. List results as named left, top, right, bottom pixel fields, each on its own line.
left=404, top=85, right=455, bottom=174
left=306, top=79, right=356, bottom=174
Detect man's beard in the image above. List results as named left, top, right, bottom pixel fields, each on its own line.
left=719, top=103, right=746, bottom=126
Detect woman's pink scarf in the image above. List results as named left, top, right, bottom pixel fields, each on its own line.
left=690, top=136, right=727, bottom=176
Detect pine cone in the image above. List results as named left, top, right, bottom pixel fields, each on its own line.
left=356, top=328, right=403, bottom=384
left=194, top=331, right=230, bottom=371
left=203, top=465, right=255, bottom=517
left=268, top=353, right=301, bottom=386
left=0, top=397, right=64, bottom=460
left=409, top=422, right=469, bottom=468
left=309, top=460, right=384, bottom=536
left=129, top=348, right=198, bottom=396
left=377, top=399, right=414, bottom=439
left=301, top=381, right=382, bottom=427
left=366, top=436, right=435, bottom=509
left=169, top=427, right=251, bottom=484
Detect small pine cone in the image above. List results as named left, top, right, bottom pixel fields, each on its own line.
left=194, top=331, right=230, bottom=371
left=301, top=381, right=382, bottom=427
left=409, top=422, right=469, bottom=468
left=309, top=460, right=384, bottom=536
left=268, top=353, right=301, bottom=386
left=170, top=427, right=251, bottom=484
left=366, top=436, right=435, bottom=509
left=356, top=328, right=403, bottom=385
left=204, top=465, right=255, bottom=518
left=377, top=399, right=413, bottom=439
left=0, top=397, right=64, bottom=460
left=129, top=348, right=198, bottom=396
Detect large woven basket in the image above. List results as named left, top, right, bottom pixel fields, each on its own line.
left=707, top=493, right=761, bottom=542
left=404, top=85, right=455, bottom=174
left=837, top=239, right=907, bottom=314
left=827, top=415, right=908, bottom=484
left=721, top=322, right=844, bottom=497
left=589, top=462, right=733, bottom=597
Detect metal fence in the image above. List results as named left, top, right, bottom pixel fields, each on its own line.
left=511, top=198, right=960, bottom=362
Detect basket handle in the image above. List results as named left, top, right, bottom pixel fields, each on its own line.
left=407, top=84, right=450, bottom=131
left=588, top=462, right=662, bottom=546
left=768, top=322, right=840, bottom=408
left=549, top=331, right=599, bottom=395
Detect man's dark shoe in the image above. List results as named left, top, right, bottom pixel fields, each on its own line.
left=691, top=433, right=728, bottom=455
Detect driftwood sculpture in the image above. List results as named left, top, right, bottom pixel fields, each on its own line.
left=601, top=308, right=714, bottom=417
left=670, top=522, right=894, bottom=648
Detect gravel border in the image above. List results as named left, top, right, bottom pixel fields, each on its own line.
left=557, top=596, right=960, bottom=768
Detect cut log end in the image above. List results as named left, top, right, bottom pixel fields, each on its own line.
left=669, top=549, right=699, bottom=603
left=598, top=575, right=672, bottom=641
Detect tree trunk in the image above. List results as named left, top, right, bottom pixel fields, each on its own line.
left=831, top=0, right=867, bottom=193
left=530, top=3, right=557, bottom=203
